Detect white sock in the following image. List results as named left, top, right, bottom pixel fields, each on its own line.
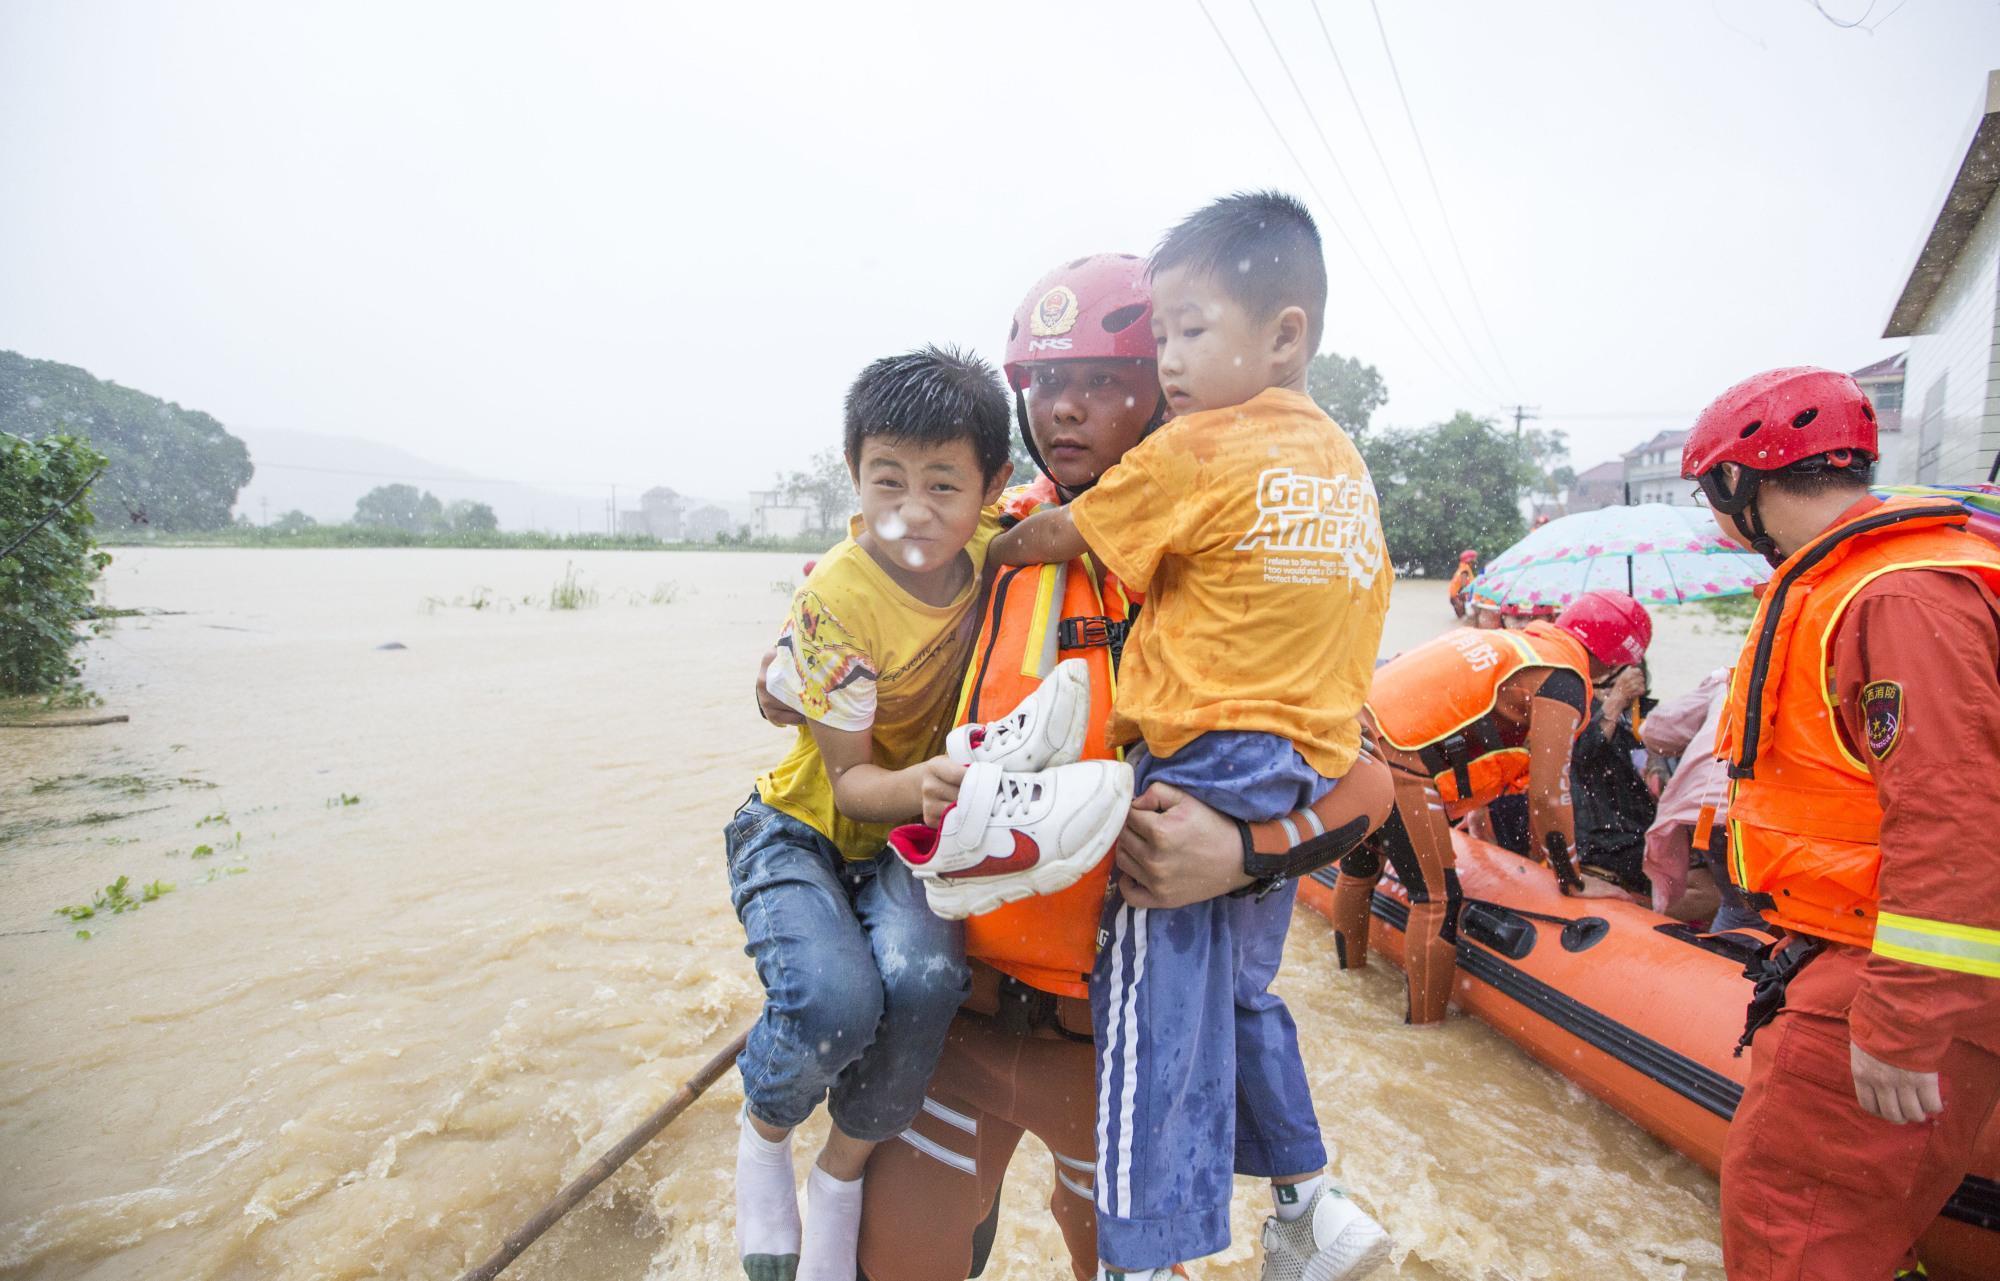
left=798, top=1164, right=864, bottom=1281
left=1273, top=1174, right=1326, bottom=1222
left=735, top=1117, right=801, bottom=1273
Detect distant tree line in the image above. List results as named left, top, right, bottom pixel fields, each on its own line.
left=1307, top=350, right=1569, bottom=579
left=0, top=350, right=253, bottom=533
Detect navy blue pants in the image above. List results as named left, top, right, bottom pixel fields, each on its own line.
left=1091, top=733, right=1332, bottom=1269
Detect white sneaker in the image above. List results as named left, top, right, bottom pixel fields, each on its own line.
left=944, top=658, right=1091, bottom=773
left=890, top=759, right=1132, bottom=920
left=1259, top=1186, right=1391, bottom=1281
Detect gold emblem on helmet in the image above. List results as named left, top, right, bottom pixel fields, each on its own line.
left=1030, top=285, right=1080, bottom=337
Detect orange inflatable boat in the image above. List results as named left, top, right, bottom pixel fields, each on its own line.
left=1297, top=835, right=2000, bottom=1280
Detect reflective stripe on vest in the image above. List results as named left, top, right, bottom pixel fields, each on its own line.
left=959, top=482, right=1130, bottom=999
left=1718, top=498, right=2000, bottom=948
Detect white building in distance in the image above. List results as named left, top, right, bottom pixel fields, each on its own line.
left=1882, top=69, right=2000, bottom=485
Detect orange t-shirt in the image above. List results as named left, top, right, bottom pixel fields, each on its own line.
left=1068, top=386, right=1391, bottom=777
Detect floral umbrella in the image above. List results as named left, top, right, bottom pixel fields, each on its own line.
left=1469, top=503, right=1768, bottom=615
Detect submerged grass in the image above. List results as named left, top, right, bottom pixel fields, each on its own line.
left=548, top=563, right=599, bottom=611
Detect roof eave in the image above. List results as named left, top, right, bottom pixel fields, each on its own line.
left=1884, top=70, right=2000, bottom=340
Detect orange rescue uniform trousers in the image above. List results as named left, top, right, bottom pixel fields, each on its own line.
left=1721, top=946, right=2000, bottom=1280
left=857, top=1006, right=1098, bottom=1281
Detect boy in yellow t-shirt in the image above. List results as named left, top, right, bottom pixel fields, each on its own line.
left=729, top=346, right=1015, bottom=1281
left=991, top=193, right=1393, bottom=1277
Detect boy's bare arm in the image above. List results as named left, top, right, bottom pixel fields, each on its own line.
left=990, top=506, right=1091, bottom=566
left=808, top=720, right=967, bottom=827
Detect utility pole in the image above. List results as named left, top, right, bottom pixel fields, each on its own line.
left=610, top=484, right=617, bottom=538
left=259, top=496, right=269, bottom=526
left=1506, top=404, right=1540, bottom=441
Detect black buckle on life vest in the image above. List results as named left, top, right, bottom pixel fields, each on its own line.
left=1418, top=721, right=1503, bottom=799
left=1058, top=616, right=1122, bottom=651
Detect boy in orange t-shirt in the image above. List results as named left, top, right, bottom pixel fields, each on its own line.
left=991, top=192, right=1392, bottom=1278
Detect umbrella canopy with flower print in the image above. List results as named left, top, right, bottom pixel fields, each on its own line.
left=1469, top=503, right=1769, bottom=615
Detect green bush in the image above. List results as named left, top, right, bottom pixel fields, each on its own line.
left=1, top=432, right=111, bottom=694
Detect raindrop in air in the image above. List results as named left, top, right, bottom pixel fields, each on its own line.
left=904, top=546, right=926, bottom=568
left=877, top=511, right=908, bottom=540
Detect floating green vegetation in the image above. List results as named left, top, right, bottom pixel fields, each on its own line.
left=327, top=792, right=361, bottom=808
left=56, top=875, right=176, bottom=934
left=190, top=843, right=214, bottom=859
left=195, top=810, right=230, bottom=828
left=649, top=581, right=680, bottom=605
left=548, top=563, right=600, bottom=611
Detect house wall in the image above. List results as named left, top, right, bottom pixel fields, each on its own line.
left=1899, top=190, right=2000, bottom=484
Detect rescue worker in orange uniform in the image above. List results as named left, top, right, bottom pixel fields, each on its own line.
left=762, top=256, right=1393, bottom=1280
left=1683, top=367, right=2000, bottom=1280
left=1448, top=549, right=1479, bottom=618
left=1329, top=590, right=1651, bottom=1024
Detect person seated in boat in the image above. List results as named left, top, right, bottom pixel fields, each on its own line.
left=1329, top=590, right=1653, bottom=1025
left=727, top=346, right=1017, bottom=1281
left=986, top=195, right=1397, bottom=1279
left=1683, top=367, right=2000, bottom=1281
left=1569, top=661, right=1656, bottom=896
left=757, top=251, right=1395, bottom=1281
left=1638, top=666, right=1762, bottom=931
left=1448, top=549, right=1478, bottom=618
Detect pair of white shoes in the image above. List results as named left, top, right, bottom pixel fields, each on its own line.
left=891, top=659, right=1133, bottom=920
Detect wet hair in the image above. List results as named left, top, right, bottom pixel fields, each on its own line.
left=1761, top=454, right=1875, bottom=497
left=843, top=345, right=1011, bottom=482
left=1150, top=190, right=1327, bottom=354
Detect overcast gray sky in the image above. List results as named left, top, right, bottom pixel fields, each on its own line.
left=4, top=0, right=1996, bottom=502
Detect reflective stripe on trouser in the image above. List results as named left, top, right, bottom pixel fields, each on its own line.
left=1721, top=1004, right=2000, bottom=1281
left=1091, top=880, right=1327, bottom=1270
left=857, top=1012, right=1098, bottom=1281
left=1874, top=912, right=2000, bottom=978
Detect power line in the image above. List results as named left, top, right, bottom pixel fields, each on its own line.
left=1365, top=0, right=1523, bottom=394
left=1303, top=0, right=1508, bottom=397
left=1190, top=0, right=1486, bottom=405
left=1241, top=0, right=1499, bottom=403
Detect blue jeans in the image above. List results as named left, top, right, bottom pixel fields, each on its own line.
left=725, top=794, right=969, bottom=1142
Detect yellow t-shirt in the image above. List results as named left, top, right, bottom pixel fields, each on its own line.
left=1068, top=387, right=1391, bottom=777
left=757, top=513, right=999, bottom=860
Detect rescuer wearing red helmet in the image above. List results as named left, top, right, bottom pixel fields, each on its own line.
left=1329, top=589, right=1651, bottom=1024
left=1448, top=549, right=1479, bottom=618
left=755, top=254, right=1394, bottom=1281
left=1686, top=367, right=2000, bottom=1280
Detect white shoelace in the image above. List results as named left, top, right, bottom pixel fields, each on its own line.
left=991, top=775, right=1041, bottom=821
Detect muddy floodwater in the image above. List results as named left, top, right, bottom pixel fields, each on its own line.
left=0, top=550, right=1748, bottom=1280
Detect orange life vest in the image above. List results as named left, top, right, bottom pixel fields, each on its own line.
left=1366, top=622, right=1592, bottom=806
left=1716, top=497, right=2000, bottom=947
left=1449, top=565, right=1475, bottom=597
left=958, top=479, right=1137, bottom=999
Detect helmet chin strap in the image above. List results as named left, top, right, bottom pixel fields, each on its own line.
left=1698, top=467, right=1784, bottom=567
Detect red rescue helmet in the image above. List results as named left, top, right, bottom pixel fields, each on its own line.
left=1554, top=590, right=1652, bottom=669
left=1002, top=254, right=1156, bottom=391
left=1459, top=549, right=1478, bottom=563
left=1682, top=366, right=1878, bottom=482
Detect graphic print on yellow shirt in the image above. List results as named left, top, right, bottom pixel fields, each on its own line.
left=759, top=513, right=998, bottom=860
left=1068, top=386, right=1390, bottom=778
